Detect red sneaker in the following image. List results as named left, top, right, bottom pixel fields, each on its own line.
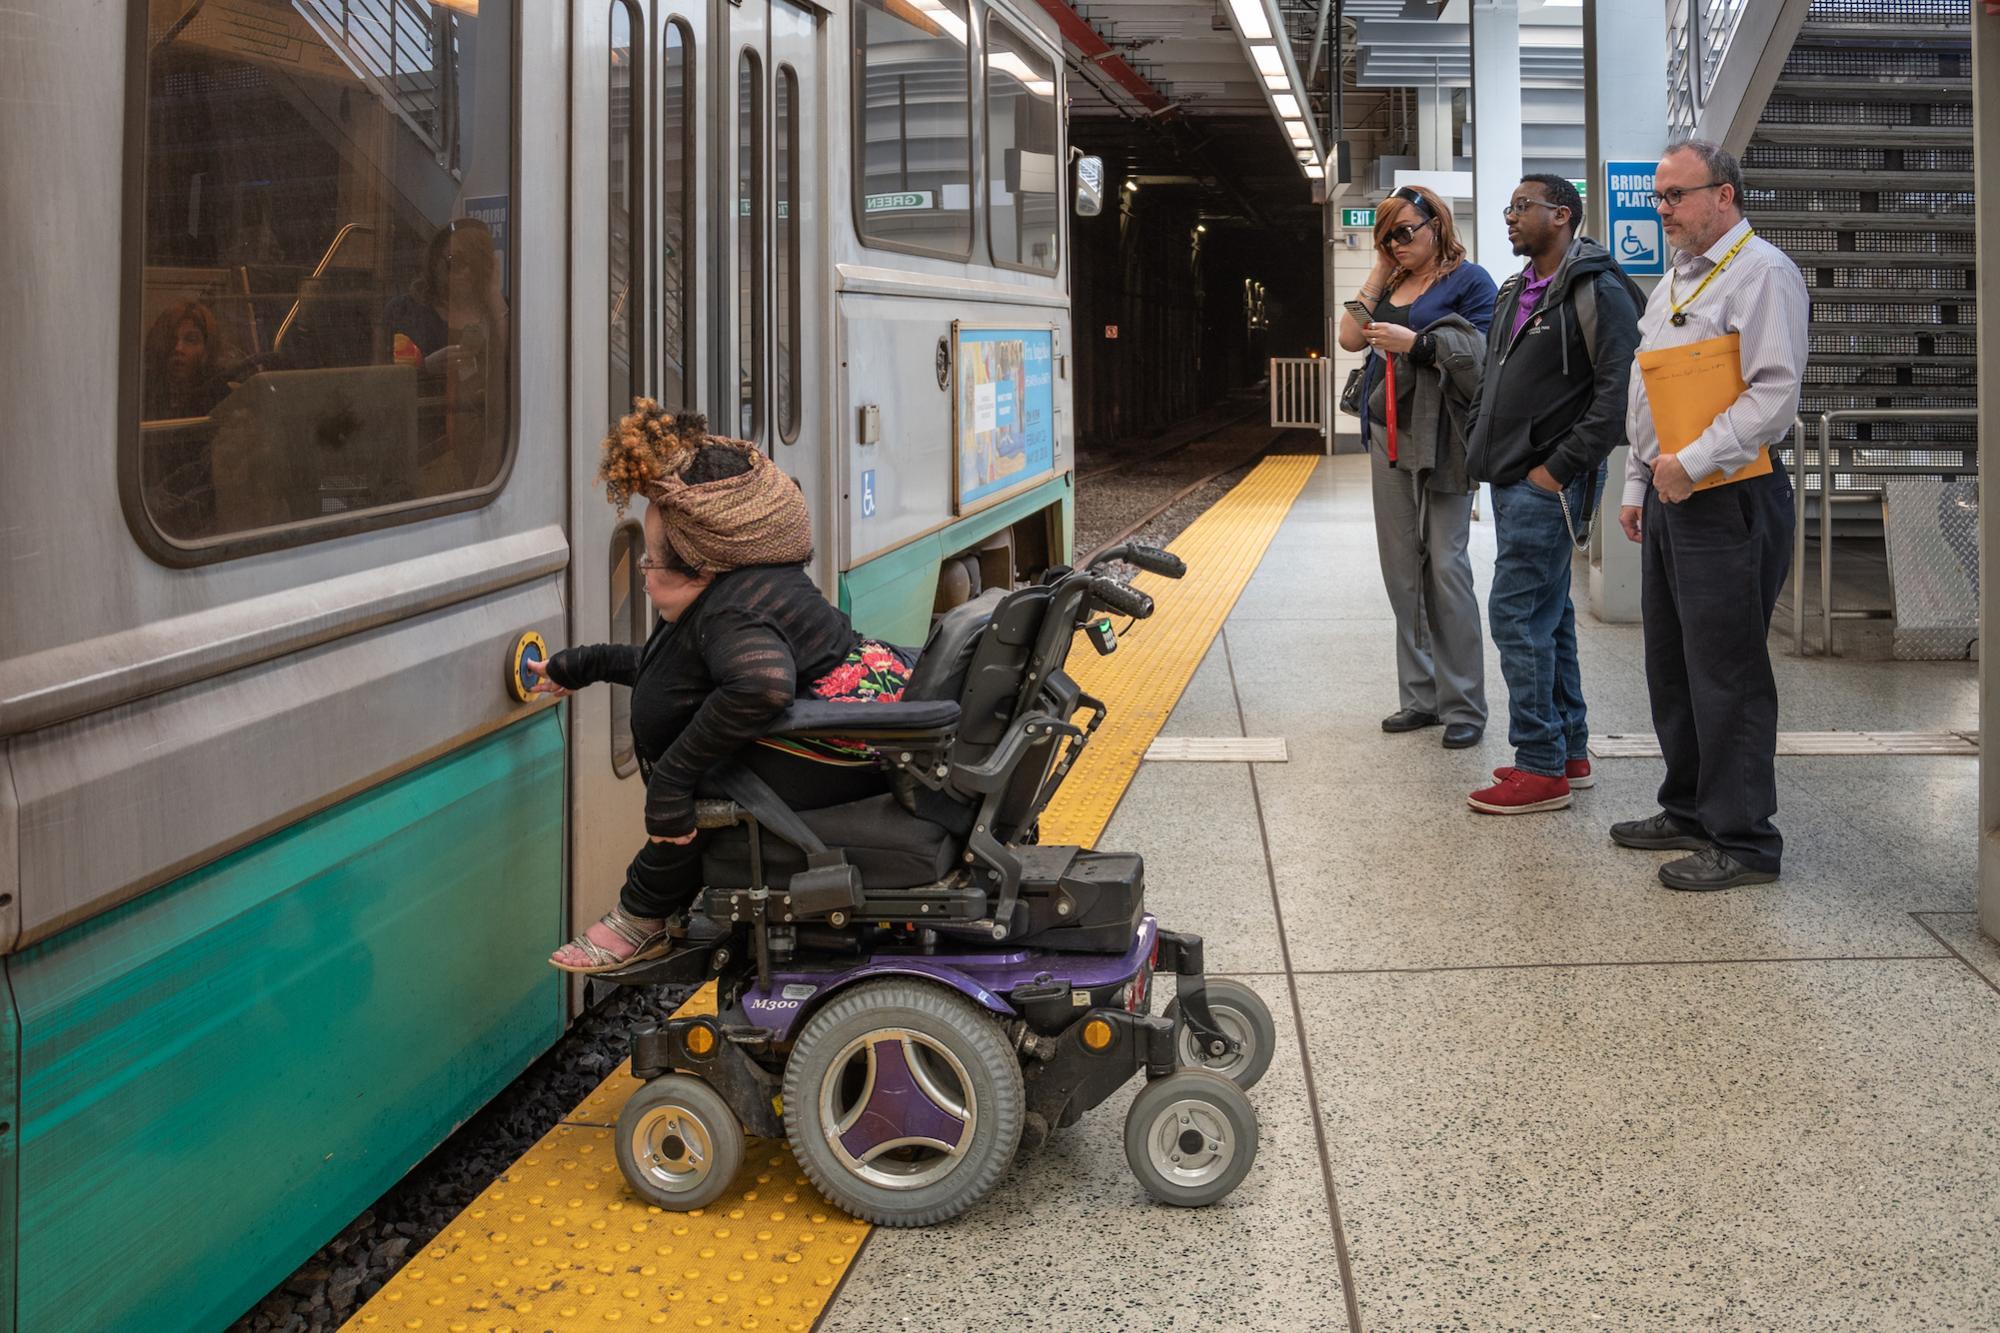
left=1491, top=759, right=1595, bottom=790
left=1469, top=768, right=1572, bottom=815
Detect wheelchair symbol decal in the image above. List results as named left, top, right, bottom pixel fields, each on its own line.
left=861, top=470, right=877, bottom=518
left=1615, top=219, right=1661, bottom=267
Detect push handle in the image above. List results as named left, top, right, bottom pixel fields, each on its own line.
left=1123, top=545, right=1186, bottom=579
left=1090, top=576, right=1155, bottom=620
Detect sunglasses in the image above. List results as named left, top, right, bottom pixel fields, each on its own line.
left=1383, top=220, right=1434, bottom=247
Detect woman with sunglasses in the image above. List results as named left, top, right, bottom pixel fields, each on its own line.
left=1337, top=185, right=1498, bottom=749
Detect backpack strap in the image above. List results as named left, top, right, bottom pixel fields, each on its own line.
left=1575, top=278, right=1598, bottom=368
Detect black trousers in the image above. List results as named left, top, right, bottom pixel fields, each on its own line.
left=1640, top=468, right=1795, bottom=872
left=619, top=749, right=889, bottom=918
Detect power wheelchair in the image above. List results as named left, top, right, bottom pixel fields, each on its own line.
left=600, top=545, right=1277, bottom=1226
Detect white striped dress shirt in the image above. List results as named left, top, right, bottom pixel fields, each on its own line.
left=1622, top=217, right=1812, bottom=508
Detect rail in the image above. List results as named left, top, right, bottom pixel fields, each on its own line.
left=1789, top=407, right=1980, bottom=656
left=1268, top=357, right=1330, bottom=452
left=270, top=222, right=378, bottom=355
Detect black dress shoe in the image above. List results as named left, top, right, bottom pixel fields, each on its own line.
left=1609, top=812, right=1709, bottom=851
left=1441, top=723, right=1482, bottom=749
left=1659, top=846, right=1779, bottom=892
left=1381, top=709, right=1441, bottom=733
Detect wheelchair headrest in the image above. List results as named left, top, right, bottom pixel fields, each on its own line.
left=904, top=588, right=1005, bottom=703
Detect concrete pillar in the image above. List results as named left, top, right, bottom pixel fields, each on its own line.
left=1468, top=1, right=1524, bottom=287
left=1417, top=87, right=1453, bottom=172
left=1975, top=2, right=1999, bottom=943
left=1579, top=0, right=1668, bottom=625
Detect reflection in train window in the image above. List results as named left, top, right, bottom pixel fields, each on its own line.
left=130, top=0, right=515, bottom=555
left=609, top=521, right=649, bottom=778
left=736, top=50, right=765, bottom=442
left=854, top=0, right=972, bottom=259
left=985, top=17, right=1060, bottom=274
left=610, top=1, right=641, bottom=420
left=662, top=19, right=694, bottom=411
left=776, top=65, right=801, bottom=444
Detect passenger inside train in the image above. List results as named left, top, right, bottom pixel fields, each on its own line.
left=528, top=404, right=915, bottom=974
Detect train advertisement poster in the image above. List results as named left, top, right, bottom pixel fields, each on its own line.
left=953, top=324, right=1056, bottom=514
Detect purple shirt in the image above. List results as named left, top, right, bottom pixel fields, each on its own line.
left=1509, top=265, right=1556, bottom=342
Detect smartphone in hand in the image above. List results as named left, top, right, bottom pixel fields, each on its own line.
left=1343, top=299, right=1374, bottom=326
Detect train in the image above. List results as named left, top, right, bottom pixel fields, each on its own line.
left=0, top=1, right=1096, bottom=1327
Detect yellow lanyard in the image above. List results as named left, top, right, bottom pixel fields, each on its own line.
left=1668, top=229, right=1754, bottom=327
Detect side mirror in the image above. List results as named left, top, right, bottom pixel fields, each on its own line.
left=1074, top=154, right=1105, bottom=218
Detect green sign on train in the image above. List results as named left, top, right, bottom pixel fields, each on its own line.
left=1341, top=207, right=1375, bottom=229
left=865, top=190, right=935, bottom=213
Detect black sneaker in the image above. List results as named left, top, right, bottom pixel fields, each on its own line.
left=1659, top=846, right=1780, bottom=892
left=1609, top=813, right=1709, bottom=851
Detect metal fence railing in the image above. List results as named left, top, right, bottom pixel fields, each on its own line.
left=1790, top=407, right=1980, bottom=656
left=1269, top=358, right=1329, bottom=450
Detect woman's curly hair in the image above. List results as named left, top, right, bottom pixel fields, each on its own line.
left=596, top=399, right=716, bottom=514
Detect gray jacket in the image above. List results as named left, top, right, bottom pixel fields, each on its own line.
left=1366, top=313, right=1488, bottom=495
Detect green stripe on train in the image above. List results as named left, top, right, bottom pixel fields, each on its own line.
left=840, top=473, right=1075, bottom=646
left=4, top=712, right=567, bottom=1333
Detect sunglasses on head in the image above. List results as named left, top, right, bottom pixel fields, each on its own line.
left=1382, top=186, right=1436, bottom=248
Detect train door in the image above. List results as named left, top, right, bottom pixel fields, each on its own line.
left=718, top=0, right=833, bottom=594
left=565, top=0, right=654, bottom=947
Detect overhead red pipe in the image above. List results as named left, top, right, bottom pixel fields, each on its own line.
left=1029, top=0, right=1175, bottom=116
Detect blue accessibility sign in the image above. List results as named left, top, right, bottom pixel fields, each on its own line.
left=1603, top=160, right=1665, bottom=278
left=860, top=470, right=877, bottom=519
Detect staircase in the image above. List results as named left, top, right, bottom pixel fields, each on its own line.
left=1739, top=0, right=1976, bottom=483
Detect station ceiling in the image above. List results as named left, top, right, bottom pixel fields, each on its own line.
left=1044, top=0, right=1585, bottom=229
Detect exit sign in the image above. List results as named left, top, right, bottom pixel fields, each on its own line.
left=1341, top=208, right=1375, bottom=229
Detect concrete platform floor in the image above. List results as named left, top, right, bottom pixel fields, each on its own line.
left=823, top=454, right=1997, bottom=1332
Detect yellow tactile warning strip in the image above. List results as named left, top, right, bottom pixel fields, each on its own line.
left=344, top=455, right=1315, bottom=1331
left=1040, top=453, right=1318, bottom=848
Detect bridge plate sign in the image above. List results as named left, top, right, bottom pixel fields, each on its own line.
left=1604, top=161, right=1664, bottom=277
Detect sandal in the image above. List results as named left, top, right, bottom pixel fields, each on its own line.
left=549, top=906, right=671, bottom=975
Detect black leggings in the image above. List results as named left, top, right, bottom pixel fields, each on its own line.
left=618, top=748, right=888, bottom=918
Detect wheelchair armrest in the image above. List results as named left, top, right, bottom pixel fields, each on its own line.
left=763, top=698, right=962, bottom=740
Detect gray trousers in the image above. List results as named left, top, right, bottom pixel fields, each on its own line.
left=1369, top=452, right=1487, bottom=725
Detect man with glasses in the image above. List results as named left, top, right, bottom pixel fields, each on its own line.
left=1464, top=176, right=1645, bottom=816
left=1610, top=139, right=1809, bottom=891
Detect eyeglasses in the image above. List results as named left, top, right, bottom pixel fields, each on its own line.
left=1384, top=221, right=1433, bottom=247
left=1649, top=182, right=1724, bottom=209
left=636, top=553, right=666, bottom=573
left=1503, top=198, right=1565, bottom=219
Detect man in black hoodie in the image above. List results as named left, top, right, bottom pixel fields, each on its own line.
left=1463, top=175, right=1644, bottom=816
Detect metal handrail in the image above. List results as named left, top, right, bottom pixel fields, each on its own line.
left=270, top=223, right=378, bottom=355
left=1792, top=407, right=1980, bottom=656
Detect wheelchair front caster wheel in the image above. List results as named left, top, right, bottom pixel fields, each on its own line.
left=616, top=1074, right=745, bottom=1210
left=1124, top=1069, right=1259, bottom=1208
left=1165, top=978, right=1277, bottom=1090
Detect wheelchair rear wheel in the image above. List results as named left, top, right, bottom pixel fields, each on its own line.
left=1123, top=1069, right=1259, bottom=1208
left=782, top=978, right=1024, bottom=1226
left=1165, top=978, right=1277, bottom=1090
left=616, top=1073, right=746, bottom=1211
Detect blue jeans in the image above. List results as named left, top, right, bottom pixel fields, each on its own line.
left=1487, top=465, right=1605, bottom=777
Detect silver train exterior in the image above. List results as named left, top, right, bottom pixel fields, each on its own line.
left=0, top=1, right=1076, bottom=1327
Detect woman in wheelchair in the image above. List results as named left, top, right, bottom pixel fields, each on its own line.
left=526, top=403, right=914, bottom=974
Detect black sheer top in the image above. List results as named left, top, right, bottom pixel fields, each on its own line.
left=546, top=564, right=862, bottom=837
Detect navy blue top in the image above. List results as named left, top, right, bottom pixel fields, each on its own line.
left=1358, top=261, right=1499, bottom=454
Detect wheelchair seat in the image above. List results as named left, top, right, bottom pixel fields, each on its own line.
left=697, top=572, right=1125, bottom=944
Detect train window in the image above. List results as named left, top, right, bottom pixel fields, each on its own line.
left=608, top=522, right=648, bottom=778
left=736, top=51, right=765, bottom=442
left=776, top=65, right=801, bottom=444
left=853, top=0, right=973, bottom=259
left=984, top=17, right=1060, bottom=274
left=661, top=19, right=695, bottom=411
left=610, top=1, right=641, bottom=420
left=128, top=0, right=516, bottom=560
